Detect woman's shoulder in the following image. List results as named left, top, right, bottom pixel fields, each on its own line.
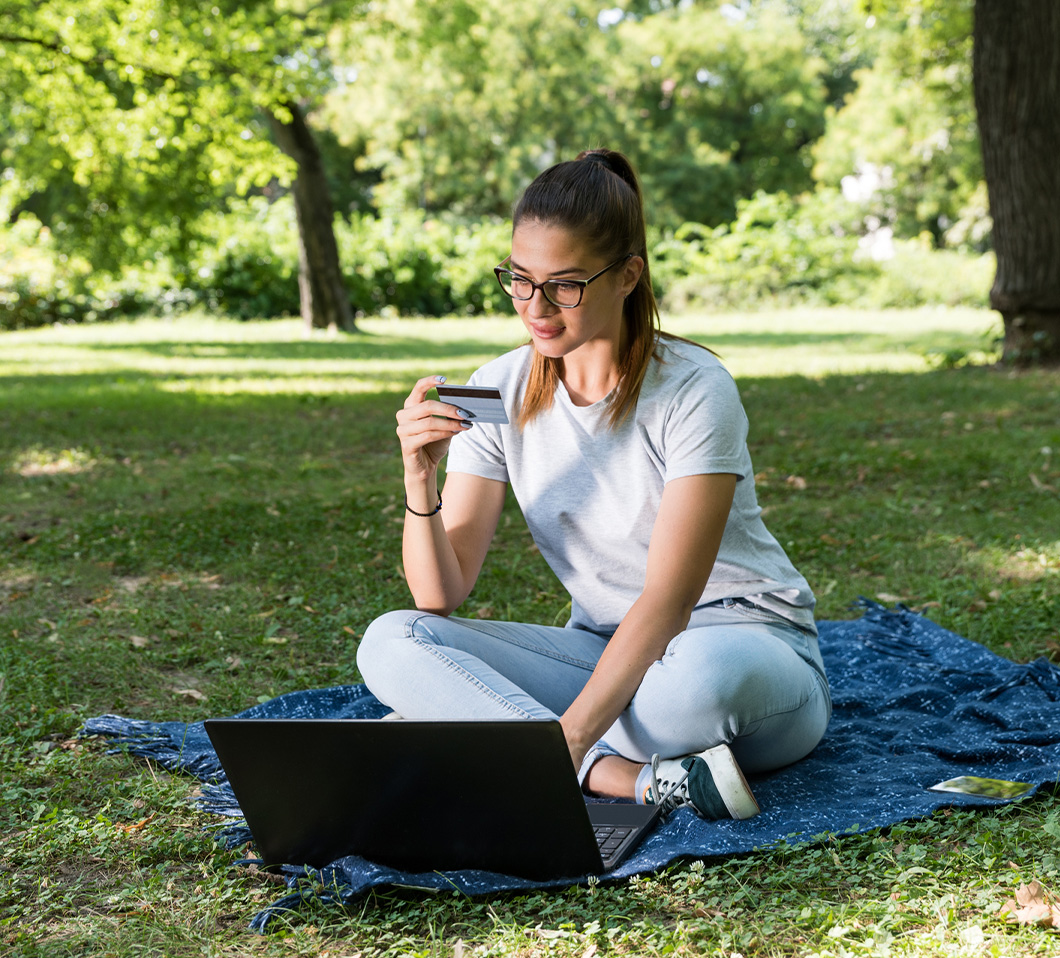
left=651, top=334, right=736, bottom=390
left=466, top=344, right=533, bottom=387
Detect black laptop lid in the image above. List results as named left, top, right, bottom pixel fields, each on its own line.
left=205, top=718, right=609, bottom=880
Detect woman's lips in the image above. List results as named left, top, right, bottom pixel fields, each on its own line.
left=529, top=322, right=564, bottom=340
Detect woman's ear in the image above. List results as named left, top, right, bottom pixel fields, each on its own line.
left=621, top=255, right=645, bottom=297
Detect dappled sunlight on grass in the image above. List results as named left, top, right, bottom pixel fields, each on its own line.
left=972, top=539, right=1060, bottom=585
left=12, top=446, right=98, bottom=477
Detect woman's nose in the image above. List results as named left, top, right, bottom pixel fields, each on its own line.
left=527, top=285, right=557, bottom=315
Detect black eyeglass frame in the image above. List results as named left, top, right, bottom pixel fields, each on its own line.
left=493, top=253, right=634, bottom=309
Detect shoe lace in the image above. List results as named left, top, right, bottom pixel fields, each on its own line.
left=649, top=753, right=690, bottom=813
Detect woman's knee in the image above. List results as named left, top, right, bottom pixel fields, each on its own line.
left=356, top=609, right=421, bottom=689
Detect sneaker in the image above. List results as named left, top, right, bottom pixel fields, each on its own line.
left=644, top=744, right=760, bottom=820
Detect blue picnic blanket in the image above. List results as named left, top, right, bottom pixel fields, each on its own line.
left=81, top=602, right=1060, bottom=931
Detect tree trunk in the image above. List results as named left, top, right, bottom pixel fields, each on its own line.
left=973, top=1, right=1060, bottom=366
left=267, top=103, right=357, bottom=333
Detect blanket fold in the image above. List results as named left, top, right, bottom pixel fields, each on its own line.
left=81, top=602, right=1060, bottom=932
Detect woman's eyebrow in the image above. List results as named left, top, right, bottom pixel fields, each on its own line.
left=508, top=259, right=585, bottom=278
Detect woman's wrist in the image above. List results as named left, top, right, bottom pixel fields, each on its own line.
left=559, top=714, right=595, bottom=770
left=403, top=474, right=440, bottom=515
left=404, top=489, right=442, bottom=517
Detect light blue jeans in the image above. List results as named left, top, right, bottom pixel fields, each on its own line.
left=356, top=599, right=832, bottom=783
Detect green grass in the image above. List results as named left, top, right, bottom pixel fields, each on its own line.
left=1, top=307, right=1059, bottom=957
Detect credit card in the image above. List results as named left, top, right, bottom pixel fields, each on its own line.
left=436, top=384, right=508, bottom=424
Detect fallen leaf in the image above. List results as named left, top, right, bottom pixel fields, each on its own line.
left=876, top=593, right=906, bottom=604
left=115, top=813, right=156, bottom=833
left=1030, top=473, right=1058, bottom=493
left=785, top=475, right=808, bottom=490
left=173, top=687, right=207, bottom=702
left=1000, top=881, right=1060, bottom=927
left=129, top=635, right=150, bottom=648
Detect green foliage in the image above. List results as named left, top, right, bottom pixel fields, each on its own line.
left=0, top=0, right=364, bottom=271
left=325, top=0, right=625, bottom=219
left=2, top=192, right=993, bottom=327
left=0, top=198, right=513, bottom=327
left=654, top=190, right=992, bottom=312
left=616, top=4, right=830, bottom=227
left=813, top=2, right=984, bottom=248
left=866, top=239, right=993, bottom=308
left=661, top=190, right=870, bottom=310
left=188, top=201, right=511, bottom=319
left=188, top=199, right=301, bottom=320
left=329, top=0, right=833, bottom=229
left=0, top=214, right=150, bottom=329
left=0, top=0, right=997, bottom=323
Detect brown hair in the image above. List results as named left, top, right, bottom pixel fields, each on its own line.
left=513, top=149, right=662, bottom=430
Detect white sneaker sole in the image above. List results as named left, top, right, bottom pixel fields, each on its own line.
left=700, top=744, right=761, bottom=820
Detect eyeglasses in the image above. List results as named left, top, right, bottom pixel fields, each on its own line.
left=493, top=253, right=633, bottom=309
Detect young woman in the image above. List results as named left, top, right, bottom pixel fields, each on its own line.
left=357, top=149, right=831, bottom=819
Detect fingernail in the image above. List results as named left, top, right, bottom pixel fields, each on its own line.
left=460, top=420, right=474, bottom=429
left=436, top=375, right=447, bottom=383
left=456, top=408, right=473, bottom=419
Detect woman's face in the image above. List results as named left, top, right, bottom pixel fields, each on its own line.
left=508, top=220, right=640, bottom=363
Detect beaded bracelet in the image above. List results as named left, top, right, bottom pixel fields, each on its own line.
left=404, top=490, right=442, bottom=517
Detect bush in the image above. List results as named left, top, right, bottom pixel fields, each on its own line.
left=1, top=191, right=994, bottom=327
left=337, top=211, right=509, bottom=317
left=0, top=215, right=149, bottom=330
left=864, top=240, right=992, bottom=309
left=183, top=200, right=509, bottom=319
left=186, top=198, right=301, bottom=319
left=658, top=191, right=876, bottom=311
left=654, top=190, right=992, bottom=313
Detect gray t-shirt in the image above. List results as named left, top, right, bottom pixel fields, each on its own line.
left=446, top=337, right=815, bottom=635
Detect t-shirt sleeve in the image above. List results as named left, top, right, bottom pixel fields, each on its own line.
left=446, top=422, right=509, bottom=483
left=660, top=366, right=749, bottom=482
left=444, top=366, right=511, bottom=483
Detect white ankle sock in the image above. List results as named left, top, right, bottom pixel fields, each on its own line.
left=634, top=763, right=653, bottom=804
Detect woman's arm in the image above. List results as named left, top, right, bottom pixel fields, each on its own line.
left=402, top=471, right=506, bottom=614
left=559, top=471, right=737, bottom=768
left=396, top=375, right=507, bottom=615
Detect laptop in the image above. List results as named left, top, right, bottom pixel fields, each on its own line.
left=204, top=718, right=663, bottom=881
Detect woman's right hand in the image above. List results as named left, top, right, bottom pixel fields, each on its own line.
left=395, top=375, right=472, bottom=484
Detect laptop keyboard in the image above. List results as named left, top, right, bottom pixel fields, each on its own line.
left=593, top=823, right=636, bottom=865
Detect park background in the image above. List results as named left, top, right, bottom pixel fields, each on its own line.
left=2, top=1, right=1060, bottom=956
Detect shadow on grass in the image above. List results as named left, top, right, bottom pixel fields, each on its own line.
left=77, top=332, right=519, bottom=363
left=72, top=328, right=868, bottom=362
